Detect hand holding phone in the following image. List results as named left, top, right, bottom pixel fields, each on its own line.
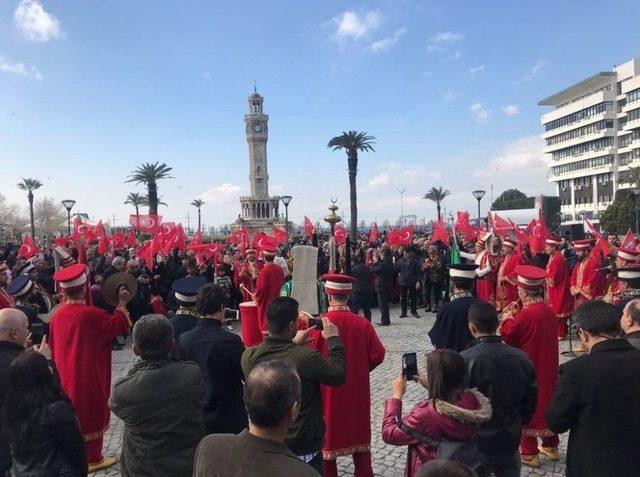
left=402, top=352, right=418, bottom=380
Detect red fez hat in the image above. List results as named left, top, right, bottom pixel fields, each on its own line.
left=53, top=263, right=88, bottom=290
left=262, top=244, right=278, bottom=256
left=572, top=239, right=592, bottom=250
left=244, top=248, right=257, bottom=255
left=617, top=265, right=640, bottom=281
left=502, top=238, right=517, bottom=249
left=617, top=248, right=640, bottom=263
left=322, top=273, right=356, bottom=296
left=515, top=265, right=546, bottom=290
left=545, top=237, right=562, bottom=247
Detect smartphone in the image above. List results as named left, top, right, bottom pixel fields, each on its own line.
left=224, top=309, right=239, bottom=321
left=402, top=352, right=418, bottom=379
left=308, top=317, right=324, bottom=330
left=31, top=323, right=45, bottom=345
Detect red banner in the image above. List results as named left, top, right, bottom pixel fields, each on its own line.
left=18, top=234, right=39, bottom=259
left=273, top=226, right=288, bottom=245
left=129, top=214, right=162, bottom=235
left=369, top=223, right=379, bottom=244
left=389, top=225, right=414, bottom=246
left=429, top=221, right=448, bottom=244
left=334, top=225, right=347, bottom=245
left=304, top=216, right=315, bottom=237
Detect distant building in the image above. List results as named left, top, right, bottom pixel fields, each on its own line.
left=235, top=89, right=282, bottom=233
left=540, top=58, right=640, bottom=231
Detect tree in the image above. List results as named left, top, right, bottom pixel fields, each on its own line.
left=327, top=131, right=376, bottom=239
left=141, top=195, right=168, bottom=208
left=191, top=199, right=204, bottom=231
left=124, top=192, right=145, bottom=216
left=125, top=162, right=173, bottom=215
left=34, top=197, right=66, bottom=239
left=491, top=189, right=528, bottom=210
left=0, top=194, right=27, bottom=227
left=17, top=178, right=42, bottom=238
left=600, top=189, right=634, bottom=234
left=423, top=186, right=450, bottom=221
left=619, top=165, right=640, bottom=188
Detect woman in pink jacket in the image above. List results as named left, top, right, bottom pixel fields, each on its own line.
left=382, top=350, right=491, bottom=477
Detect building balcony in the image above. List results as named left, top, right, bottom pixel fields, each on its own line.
left=622, top=101, right=640, bottom=114
left=550, top=147, right=615, bottom=166
left=541, top=90, right=613, bottom=124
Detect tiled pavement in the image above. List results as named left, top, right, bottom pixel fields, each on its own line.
left=95, top=304, right=572, bottom=476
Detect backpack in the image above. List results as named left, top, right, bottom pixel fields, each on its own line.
left=395, top=416, right=486, bottom=476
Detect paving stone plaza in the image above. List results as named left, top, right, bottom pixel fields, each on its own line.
left=96, top=304, right=571, bottom=477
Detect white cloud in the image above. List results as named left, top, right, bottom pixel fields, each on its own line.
left=0, top=57, right=42, bottom=80
left=501, top=104, right=520, bottom=115
left=469, top=64, right=485, bottom=75
left=367, top=172, right=391, bottom=188
left=474, top=136, right=550, bottom=185
left=470, top=102, right=490, bottom=123
left=451, top=49, right=462, bottom=60
left=200, top=183, right=243, bottom=202
left=513, top=59, right=547, bottom=84
left=14, top=0, right=63, bottom=42
left=429, top=31, right=463, bottom=43
left=443, top=89, right=458, bottom=103
left=333, top=10, right=382, bottom=40
left=366, top=27, right=407, bottom=53
left=423, top=71, right=433, bottom=79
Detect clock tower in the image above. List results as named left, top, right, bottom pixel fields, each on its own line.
left=245, top=90, right=269, bottom=197
left=237, top=89, right=281, bottom=232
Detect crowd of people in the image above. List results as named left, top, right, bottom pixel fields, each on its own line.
left=0, top=225, right=640, bottom=477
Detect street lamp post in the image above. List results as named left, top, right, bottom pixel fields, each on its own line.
left=399, top=188, right=406, bottom=226
left=61, top=200, right=76, bottom=236
left=632, top=188, right=640, bottom=233
left=280, top=195, right=292, bottom=236
left=472, top=190, right=486, bottom=226
left=324, top=200, right=342, bottom=273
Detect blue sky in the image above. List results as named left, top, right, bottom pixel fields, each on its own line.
left=1, top=0, right=639, bottom=228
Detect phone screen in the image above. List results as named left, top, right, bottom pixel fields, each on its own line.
left=402, top=352, right=418, bottom=379
left=224, top=309, right=239, bottom=321
left=31, top=323, right=45, bottom=345
left=308, top=317, right=324, bottom=330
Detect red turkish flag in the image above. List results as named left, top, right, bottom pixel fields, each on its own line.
left=158, top=222, right=176, bottom=237
left=191, top=229, right=203, bottom=246
left=97, top=234, right=109, bottom=254
left=94, top=220, right=107, bottom=239
left=430, top=221, right=448, bottom=244
left=129, top=214, right=162, bottom=235
left=621, top=229, right=637, bottom=251
left=18, top=234, right=39, bottom=259
left=273, top=226, right=288, bottom=245
left=72, top=216, right=92, bottom=241
left=456, top=211, right=478, bottom=241
left=125, top=228, right=137, bottom=248
left=492, top=213, right=514, bottom=237
left=369, top=223, right=379, bottom=244
left=388, top=225, right=414, bottom=246
left=252, top=232, right=278, bottom=251
left=523, top=219, right=537, bottom=236
left=55, top=236, right=73, bottom=248
left=530, top=215, right=552, bottom=254
left=304, top=216, right=315, bottom=237
left=584, top=219, right=611, bottom=258
left=161, top=224, right=187, bottom=254
left=109, top=232, right=126, bottom=250
left=136, top=241, right=154, bottom=269
left=334, top=225, right=347, bottom=245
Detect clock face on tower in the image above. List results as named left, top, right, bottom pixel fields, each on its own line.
left=254, top=124, right=262, bottom=132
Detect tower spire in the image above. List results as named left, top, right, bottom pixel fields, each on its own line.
left=254, top=80, right=257, bottom=93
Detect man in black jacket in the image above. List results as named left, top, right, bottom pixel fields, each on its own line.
left=545, top=300, right=640, bottom=477
left=178, top=284, right=248, bottom=435
left=396, top=247, right=421, bottom=318
left=620, top=298, right=640, bottom=349
left=349, top=254, right=373, bottom=321
left=460, top=301, right=537, bottom=477
left=371, top=247, right=394, bottom=326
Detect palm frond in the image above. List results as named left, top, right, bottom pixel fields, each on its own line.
left=125, top=162, right=174, bottom=184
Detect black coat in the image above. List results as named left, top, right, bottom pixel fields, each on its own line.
left=371, top=256, right=394, bottom=293
left=545, top=339, right=640, bottom=477
left=8, top=400, right=87, bottom=477
left=178, top=319, right=248, bottom=434
left=396, top=257, right=421, bottom=287
left=169, top=310, right=199, bottom=354
left=460, top=336, right=537, bottom=458
left=351, top=263, right=373, bottom=294
left=0, top=341, right=23, bottom=475
left=427, top=295, right=477, bottom=352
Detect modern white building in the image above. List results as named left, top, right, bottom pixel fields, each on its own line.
left=540, top=58, right=640, bottom=229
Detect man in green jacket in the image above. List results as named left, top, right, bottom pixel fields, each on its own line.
left=242, top=296, right=346, bottom=474
left=110, top=314, right=205, bottom=477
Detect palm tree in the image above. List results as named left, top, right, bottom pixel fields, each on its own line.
left=17, top=178, right=42, bottom=238
left=327, top=131, right=376, bottom=239
left=124, top=192, right=145, bottom=216
left=620, top=166, right=640, bottom=188
left=125, top=162, right=173, bottom=215
left=141, top=195, right=168, bottom=208
left=191, top=199, right=204, bottom=231
left=423, top=186, right=450, bottom=221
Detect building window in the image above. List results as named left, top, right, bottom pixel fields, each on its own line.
left=544, top=102, right=613, bottom=132
left=551, top=154, right=614, bottom=176
left=552, top=137, right=614, bottom=161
